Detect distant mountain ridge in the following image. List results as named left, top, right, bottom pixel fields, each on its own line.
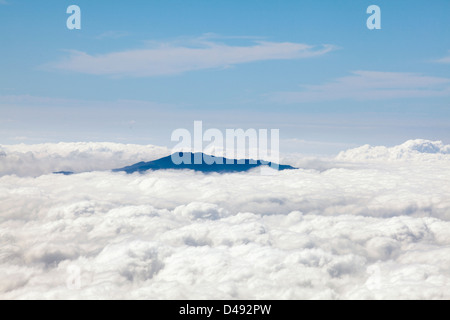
left=114, top=152, right=296, bottom=174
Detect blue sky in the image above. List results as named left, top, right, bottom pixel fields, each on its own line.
left=0, top=0, right=449, bottom=154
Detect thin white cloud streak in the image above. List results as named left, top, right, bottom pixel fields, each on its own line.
left=271, top=71, right=450, bottom=103
left=435, top=52, right=450, bottom=64
left=437, top=57, right=450, bottom=64
left=48, top=40, right=335, bottom=77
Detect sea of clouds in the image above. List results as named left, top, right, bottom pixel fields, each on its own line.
left=1, top=139, right=449, bottom=299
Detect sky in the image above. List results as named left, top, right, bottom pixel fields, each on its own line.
left=1, top=1, right=450, bottom=300
left=0, top=0, right=449, bottom=154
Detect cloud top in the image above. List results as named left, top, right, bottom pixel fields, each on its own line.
left=0, top=142, right=169, bottom=177
left=435, top=52, right=450, bottom=64
left=1, top=140, right=450, bottom=299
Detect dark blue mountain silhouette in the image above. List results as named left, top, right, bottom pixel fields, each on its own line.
left=53, top=171, right=74, bottom=176
left=114, top=152, right=296, bottom=174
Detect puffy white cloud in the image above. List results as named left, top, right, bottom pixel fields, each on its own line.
left=0, top=142, right=169, bottom=177
left=435, top=53, right=450, bottom=64
left=337, top=139, right=450, bottom=161
left=0, top=140, right=450, bottom=299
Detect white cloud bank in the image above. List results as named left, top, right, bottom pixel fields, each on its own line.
left=49, top=40, right=335, bottom=77
left=337, top=139, right=450, bottom=162
left=0, top=142, right=169, bottom=177
left=271, top=71, right=450, bottom=103
left=1, top=140, right=450, bottom=299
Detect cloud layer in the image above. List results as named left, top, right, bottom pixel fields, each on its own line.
left=271, top=71, right=450, bottom=103
left=49, top=39, right=335, bottom=77
left=337, top=139, right=450, bottom=162
left=1, top=140, right=450, bottom=299
left=0, top=142, right=169, bottom=177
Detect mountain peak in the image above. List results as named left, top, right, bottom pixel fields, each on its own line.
left=114, top=152, right=296, bottom=174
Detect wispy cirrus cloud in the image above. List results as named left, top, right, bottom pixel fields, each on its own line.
left=435, top=53, right=450, bottom=64
left=270, top=71, right=450, bottom=103
left=47, top=38, right=335, bottom=77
